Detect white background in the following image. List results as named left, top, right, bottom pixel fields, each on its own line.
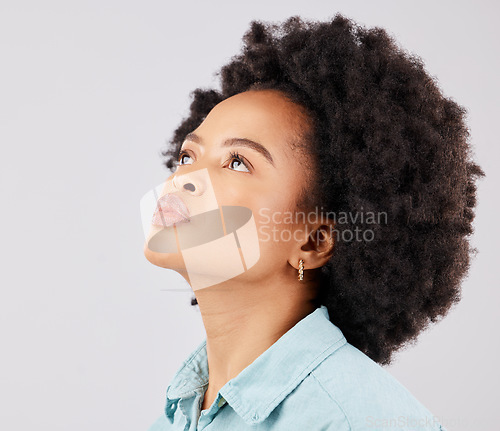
left=0, top=1, right=498, bottom=430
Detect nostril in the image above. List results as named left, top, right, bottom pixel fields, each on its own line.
left=184, top=182, right=195, bottom=192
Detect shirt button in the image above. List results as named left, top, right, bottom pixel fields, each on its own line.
left=252, top=413, right=259, bottom=421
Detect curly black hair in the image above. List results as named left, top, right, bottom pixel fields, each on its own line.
left=160, top=13, right=484, bottom=365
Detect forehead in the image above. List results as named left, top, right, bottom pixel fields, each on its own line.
left=196, top=89, right=309, bottom=152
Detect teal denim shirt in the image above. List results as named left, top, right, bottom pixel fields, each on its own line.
left=147, top=306, right=446, bottom=431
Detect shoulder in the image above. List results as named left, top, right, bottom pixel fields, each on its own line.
left=300, top=342, right=444, bottom=431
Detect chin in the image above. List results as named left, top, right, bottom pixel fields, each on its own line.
left=143, top=240, right=187, bottom=271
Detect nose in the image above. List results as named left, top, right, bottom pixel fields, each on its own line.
left=172, top=171, right=206, bottom=197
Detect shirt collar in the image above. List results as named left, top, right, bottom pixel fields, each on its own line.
left=165, top=305, right=346, bottom=425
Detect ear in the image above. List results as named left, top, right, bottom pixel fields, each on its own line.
left=288, top=222, right=335, bottom=271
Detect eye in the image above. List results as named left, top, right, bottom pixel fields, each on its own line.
left=176, top=150, right=193, bottom=166
left=226, top=151, right=251, bottom=173
left=176, top=148, right=251, bottom=173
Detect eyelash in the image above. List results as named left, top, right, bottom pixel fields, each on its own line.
left=176, top=149, right=251, bottom=172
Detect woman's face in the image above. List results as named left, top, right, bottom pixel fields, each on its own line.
left=144, top=89, right=316, bottom=290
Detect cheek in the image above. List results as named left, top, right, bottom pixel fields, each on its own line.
left=254, top=177, right=309, bottom=250
left=253, top=200, right=305, bottom=255
left=213, top=169, right=305, bottom=246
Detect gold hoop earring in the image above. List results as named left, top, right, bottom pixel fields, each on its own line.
left=298, top=259, right=304, bottom=281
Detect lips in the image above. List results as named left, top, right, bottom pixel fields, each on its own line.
left=152, top=193, right=190, bottom=227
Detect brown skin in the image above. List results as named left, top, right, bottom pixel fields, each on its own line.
left=144, top=89, right=335, bottom=411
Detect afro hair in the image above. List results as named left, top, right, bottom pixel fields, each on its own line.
left=160, top=13, right=485, bottom=365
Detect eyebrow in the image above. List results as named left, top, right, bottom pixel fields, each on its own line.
left=183, top=132, right=275, bottom=167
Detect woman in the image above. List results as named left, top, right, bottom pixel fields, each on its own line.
left=144, top=13, right=483, bottom=431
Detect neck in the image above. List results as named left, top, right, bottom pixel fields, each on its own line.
left=193, top=271, right=320, bottom=408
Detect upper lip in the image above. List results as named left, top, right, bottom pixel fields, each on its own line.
left=154, top=193, right=190, bottom=220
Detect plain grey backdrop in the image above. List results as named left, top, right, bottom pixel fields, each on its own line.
left=1, top=1, right=498, bottom=430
